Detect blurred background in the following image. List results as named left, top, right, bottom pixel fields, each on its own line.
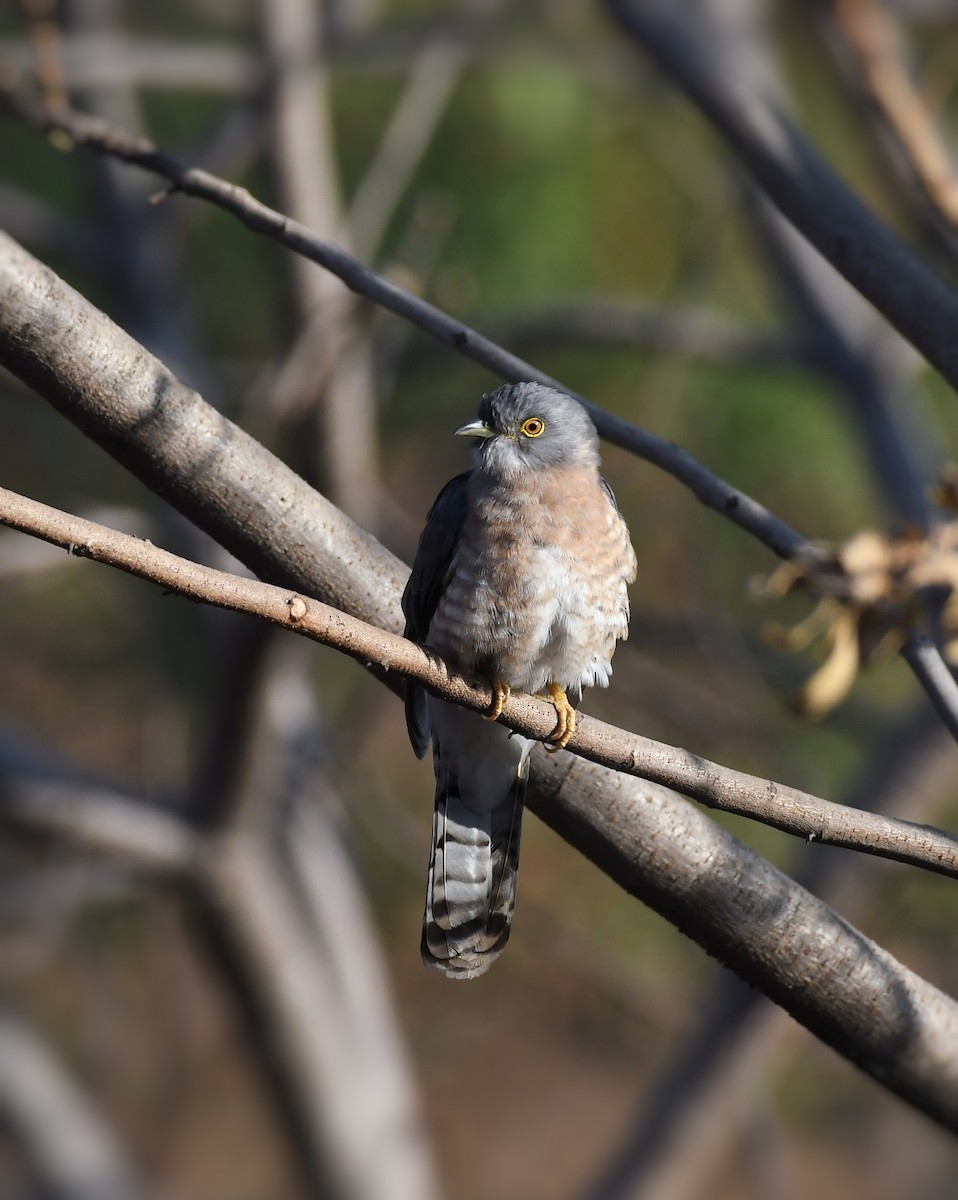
left=2, top=0, right=958, bottom=1197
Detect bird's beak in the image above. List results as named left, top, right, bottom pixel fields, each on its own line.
left=454, top=419, right=495, bottom=439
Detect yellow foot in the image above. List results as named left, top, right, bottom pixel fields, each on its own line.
left=545, top=682, right=576, bottom=751
left=484, top=680, right=511, bottom=722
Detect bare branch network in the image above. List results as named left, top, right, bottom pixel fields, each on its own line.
left=0, top=80, right=811, bottom=561
left=7, top=5, right=958, bottom=1195
left=4, top=1, right=958, bottom=1153
left=4, top=225, right=958, bottom=1130
left=7, top=79, right=958, bottom=736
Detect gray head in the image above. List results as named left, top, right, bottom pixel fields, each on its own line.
left=455, top=383, right=600, bottom=479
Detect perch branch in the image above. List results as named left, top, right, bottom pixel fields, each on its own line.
left=9, top=80, right=956, bottom=742
left=3, top=484, right=958, bottom=881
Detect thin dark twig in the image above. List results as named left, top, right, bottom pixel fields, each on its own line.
left=0, top=88, right=813, bottom=562
left=901, top=631, right=958, bottom=741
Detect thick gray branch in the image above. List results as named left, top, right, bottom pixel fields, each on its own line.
left=0, top=230, right=402, bottom=630
left=534, top=752, right=958, bottom=1129
left=605, top=0, right=958, bottom=395
left=0, top=775, right=198, bottom=873
left=200, top=819, right=439, bottom=1200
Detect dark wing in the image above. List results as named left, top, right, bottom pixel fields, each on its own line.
left=402, top=471, right=471, bottom=757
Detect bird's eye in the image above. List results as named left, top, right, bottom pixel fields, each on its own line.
left=520, top=417, right=546, bottom=438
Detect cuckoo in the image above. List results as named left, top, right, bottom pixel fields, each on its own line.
left=402, top=383, right=636, bottom=979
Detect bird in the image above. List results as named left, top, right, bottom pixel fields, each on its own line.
left=402, top=382, right=636, bottom=979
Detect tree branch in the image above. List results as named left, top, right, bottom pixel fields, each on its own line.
left=0, top=229, right=405, bottom=630
left=11, top=84, right=957, bottom=742
left=3, top=483, right=957, bottom=881
left=4, top=229, right=958, bottom=1128
left=485, top=297, right=817, bottom=369
left=0, top=774, right=198, bottom=874
left=0, top=1004, right=148, bottom=1200
left=832, top=0, right=958, bottom=229
left=604, top=0, right=958, bottom=398
left=589, top=699, right=958, bottom=1199
left=901, top=632, right=958, bottom=740
left=0, top=92, right=812, bottom=562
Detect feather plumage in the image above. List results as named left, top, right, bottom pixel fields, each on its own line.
left=402, top=384, right=635, bottom=978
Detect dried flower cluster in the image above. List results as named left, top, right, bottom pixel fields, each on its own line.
left=760, top=491, right=958, bottom=716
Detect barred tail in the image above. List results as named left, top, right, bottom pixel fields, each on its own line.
left=421, top=761, right=527, bottom=980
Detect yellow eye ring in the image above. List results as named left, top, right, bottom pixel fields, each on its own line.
left=520, top=416, right=546, bottom=438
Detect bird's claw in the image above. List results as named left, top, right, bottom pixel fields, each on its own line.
left=484, top=679, right=511, bottom=722
left=544, top=683, right=576, bottom=751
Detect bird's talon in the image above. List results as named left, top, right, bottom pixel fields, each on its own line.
left=545, top=683, right=576, bottom=750
left=484, top=680, right=510, bottom=722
